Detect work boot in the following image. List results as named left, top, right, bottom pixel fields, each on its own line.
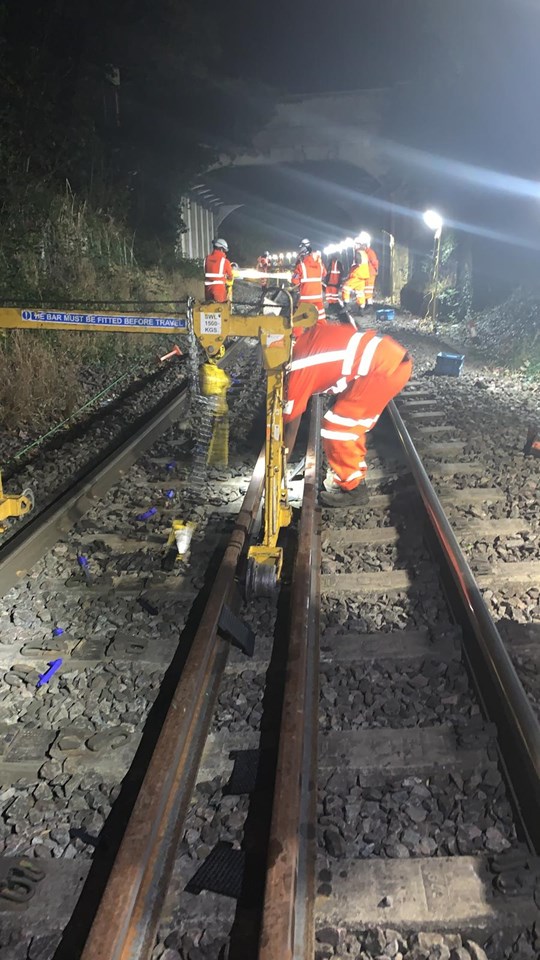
left=319, top=483, right=369, bottom=507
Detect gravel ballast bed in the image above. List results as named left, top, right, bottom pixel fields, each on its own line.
left=314, top=925, right=540, bottom=960
left=319, top=660, right=476, bottom=731
left=319, top=769, right=515, bottom=860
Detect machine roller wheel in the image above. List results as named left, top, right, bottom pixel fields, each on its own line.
left=20, top=488, right=35, bottom=515
left=244, top=556, right=278, bottom=600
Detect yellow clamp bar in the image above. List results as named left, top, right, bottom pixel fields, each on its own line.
left=0, top=307, right=187, bottom=336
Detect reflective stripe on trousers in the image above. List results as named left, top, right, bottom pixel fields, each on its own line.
left=320, top=428, right=359, bottom=441
left=321, top=357, right=413, bottom=490
left=324, top=410, right=379, bottom=429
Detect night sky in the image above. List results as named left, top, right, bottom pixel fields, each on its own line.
left=204, top=0, right=540, bottom=273
left=6, top=0, right=540, bottom=276
left=221, top=0, right=419, bottom=93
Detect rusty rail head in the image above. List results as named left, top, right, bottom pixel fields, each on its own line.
left=79, top=448, right=266, bottom=960
left=257, top=397, right=321, bottom=960
left=388, top=399, right=540, bottom=852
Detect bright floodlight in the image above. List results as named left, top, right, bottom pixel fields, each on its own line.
left=324, top=244, right=334, bottom=256
left=345, top=236, right=355, bottom=247
left=357, top=231, right=371, bottom=245
left=423, top=209, right=443, bottom=234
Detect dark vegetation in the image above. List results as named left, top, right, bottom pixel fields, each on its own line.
left=0, top=0, right=274, bottom=281
left=0, top=0, right=274, bottom=425
left=1, top=0, right=538, bottom=427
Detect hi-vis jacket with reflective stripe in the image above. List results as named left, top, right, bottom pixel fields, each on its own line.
left=283, top=324, right=408, bottom=422
left=345, top=250, right=370, bottom=285
left=325, top=258, right=344, bottom=291
left=291, top=253, right=326, bottom=303
left=365, top=246, right=379, bottom=277
left=204, top=250, right=234, bottom=302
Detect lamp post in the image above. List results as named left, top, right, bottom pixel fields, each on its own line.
left=423, top=209, right=443, bottom=330
left=381, top=229, right=396, bottom=304
left=344, top=237, right=355, bottom=272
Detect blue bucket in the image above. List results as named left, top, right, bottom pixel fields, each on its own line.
left=434, top=352, right=465, bottom=377
left=376, top=308, right=395, bottom=322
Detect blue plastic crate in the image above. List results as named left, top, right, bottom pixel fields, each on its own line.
left=376, top=308, right=395, bottom=322
left=434, top=352, right=465, bottom=377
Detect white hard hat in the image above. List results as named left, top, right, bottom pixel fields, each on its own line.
left=299, top=238, right=312, bottom=256
left=355, top=231, right=371, bottom=247
left=213, top=238, right=229, bottom=252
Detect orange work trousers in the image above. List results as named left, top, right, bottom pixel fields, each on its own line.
left=321, top=357, right=413, bottom=490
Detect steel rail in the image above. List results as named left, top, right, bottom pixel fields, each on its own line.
left=257, top=397, right=321, bottom=960
left=79, top=445, right=266, bottom=960
left=0, top=341, right=243, bottom=598
left=388, top=399, right=540, bottom=851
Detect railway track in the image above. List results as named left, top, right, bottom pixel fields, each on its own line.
left=0, top=346, right=203, bottom=553
left=1, top=355, right=539, bottom=960
left=308, top=384, right=540, bottom=959
left=0, top=341, right=246, bottom=595
left=0, top=338, right=264, bottom=957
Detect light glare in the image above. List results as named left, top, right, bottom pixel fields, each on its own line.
left=423, top=209, right=444, bottom=234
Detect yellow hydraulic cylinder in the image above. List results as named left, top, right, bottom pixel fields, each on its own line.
left=200, top=362, right=231, bottom=467
left=246, top=319, right=313, bottom=590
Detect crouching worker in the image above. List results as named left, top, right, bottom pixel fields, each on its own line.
left=283, top=320, right=412, bottom=506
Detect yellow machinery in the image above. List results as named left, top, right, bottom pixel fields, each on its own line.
left=188, top=298, right=316, bottom=591
left=200, top=361, right=231, bottom=466
left=0, top=472, right=34, bottom=534
left=0, top=298, right=316, bottom=591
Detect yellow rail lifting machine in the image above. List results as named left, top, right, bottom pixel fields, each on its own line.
left=0, top=297, right=317, bottom=592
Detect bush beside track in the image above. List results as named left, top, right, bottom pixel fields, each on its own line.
left=437, top=289, right=540, bottom=376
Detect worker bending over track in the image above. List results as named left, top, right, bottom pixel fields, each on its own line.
left=283, top=320, right=412, bottom=507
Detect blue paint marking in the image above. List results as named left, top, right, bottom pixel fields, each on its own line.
left=36, top=658, right=63, bottom=688
left=137, top=507, right=157, bottom=521
left=52, top=627, right=64, bottom=637
left=77, top=553, right=93, bottom=584
left=21, top=309, right=186, bottom=330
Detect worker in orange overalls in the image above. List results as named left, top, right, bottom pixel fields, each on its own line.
left=256, top=251, right=270, bottom=291
left=283, top=319, right=412, bottom=506
left=342, top=246, right=370, bottom=310
left=324, top=252, right=345, bottom=312
left=359, top=237, right=379, bottom=306
left=204, top=238, right=233, bottom=303
left=291, top=239, right=327, bottom=335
